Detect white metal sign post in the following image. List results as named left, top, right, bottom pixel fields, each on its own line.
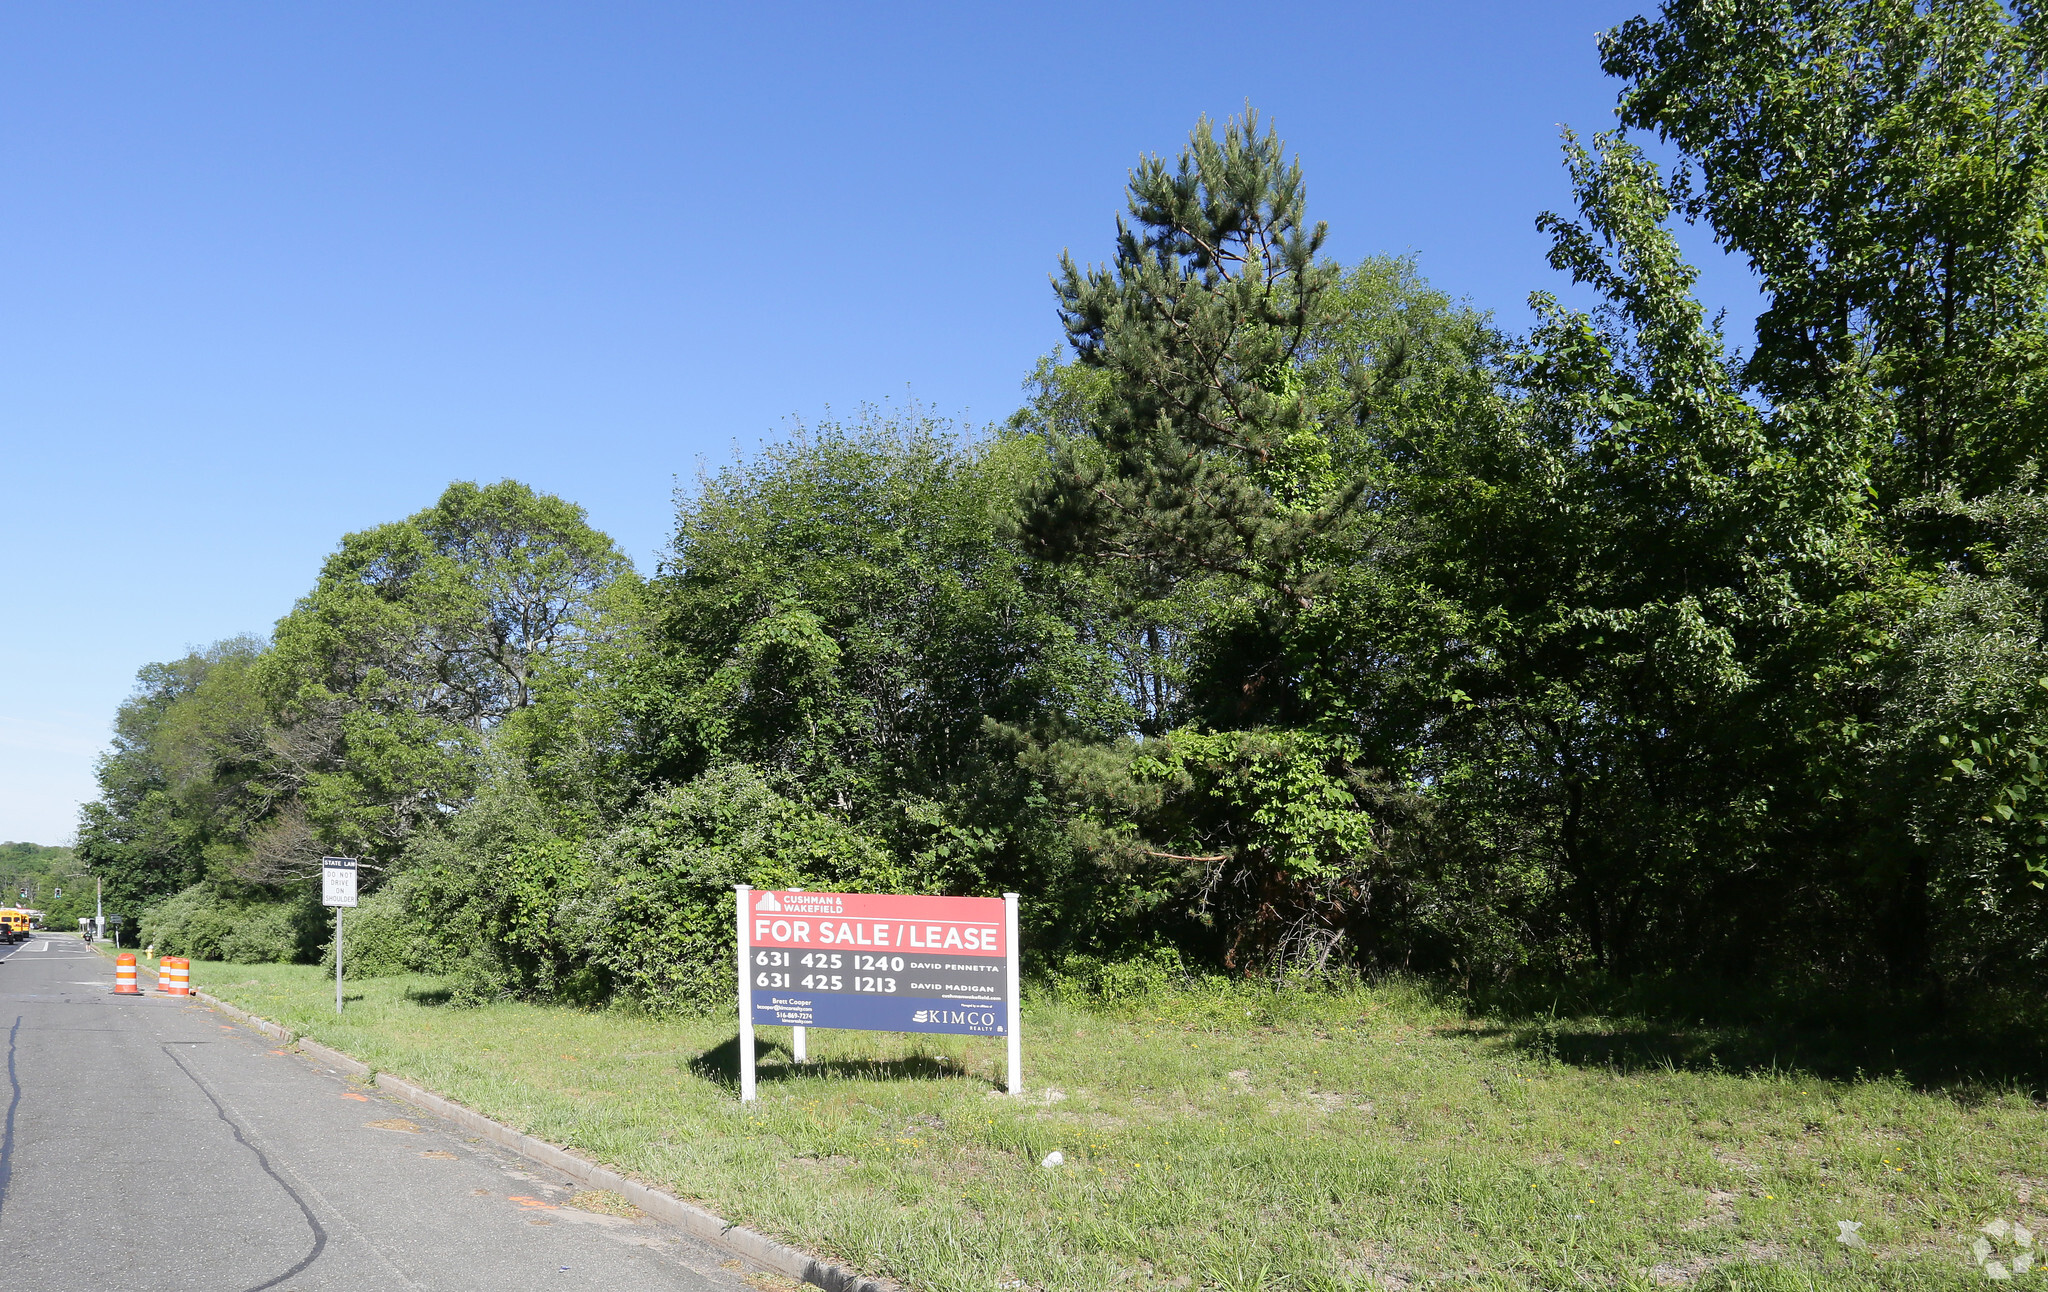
left=1004, top=892, right=1021, bottom=1095
left=736, top=884, right=756, bottom=1102
left=735, top=886, right=1023, bottom=1102
left=322, top=857, right=358, bottom=1015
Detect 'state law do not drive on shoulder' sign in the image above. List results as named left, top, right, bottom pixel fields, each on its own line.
left=735, top=886, right=1022, bottom=1102
left=321, top=857, right=358, bottom=908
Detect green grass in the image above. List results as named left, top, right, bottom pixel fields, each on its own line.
left=174, top=959, right=2047, bottom=1291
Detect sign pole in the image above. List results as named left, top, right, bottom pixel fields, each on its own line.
left=736, top=884, right=756, bottom=1103
left=1004, top=892, right=1022, bottom=1095
left=321, top=857, right=358, bottom=1016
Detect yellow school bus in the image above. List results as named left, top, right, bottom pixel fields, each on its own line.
left=0, top=910, right=31, bottom=942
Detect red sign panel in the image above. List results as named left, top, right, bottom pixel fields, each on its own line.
left=746, top=891, right=1006, bottom=956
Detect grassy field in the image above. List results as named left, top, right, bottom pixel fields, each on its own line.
left=162, top=956, right=2048, bottom=1291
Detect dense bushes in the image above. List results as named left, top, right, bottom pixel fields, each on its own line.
left=567, top=768, right=904, bottom=1011
left=315, top=880, right=449, bottom=978
left=141, top=882, right=324, bottom=964
left=409, top=766, right=905, bottom=1009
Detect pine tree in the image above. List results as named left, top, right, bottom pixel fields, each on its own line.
left=1020, top=109, right=1364, bottom=609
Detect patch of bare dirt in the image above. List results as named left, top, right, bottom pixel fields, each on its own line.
left=364, top=1118, right=421, bottom=1133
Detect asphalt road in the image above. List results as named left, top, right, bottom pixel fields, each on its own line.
left=0, top=935, right=765, bottom=1292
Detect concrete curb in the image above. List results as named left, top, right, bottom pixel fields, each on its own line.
left=97, top=942, right=893, bottom=1292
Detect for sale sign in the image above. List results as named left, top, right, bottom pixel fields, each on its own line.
left=744, top=890, right=1007, bottom=1033
left=736, top=886, right=1022, bottom=1101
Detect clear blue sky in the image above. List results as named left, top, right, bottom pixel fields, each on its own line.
left=0, top=1, right=1759, bottom=845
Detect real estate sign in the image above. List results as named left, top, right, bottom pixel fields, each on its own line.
left=736, top=886, right=1021, bottom=1101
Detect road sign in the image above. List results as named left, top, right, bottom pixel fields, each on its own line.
left=321, top=857, right=358, bottom=908
left=321, top=857, right=358, bottom=1016
left=735, top=887, right=1022, bottom=1102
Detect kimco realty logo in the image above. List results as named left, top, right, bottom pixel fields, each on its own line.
left=912, top=1009, right=998, bottom=1026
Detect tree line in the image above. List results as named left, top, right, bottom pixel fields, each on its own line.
left=80, top=1, right=2048, bottom=1010
left=0, top=842, right=90, bottom=927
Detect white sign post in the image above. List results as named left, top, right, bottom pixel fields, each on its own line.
left=322, top=857, right=358, bottom=1016
left=1004, top=892, right=1021, bottom=1095
left=735, top=884, right=756, bottom=1102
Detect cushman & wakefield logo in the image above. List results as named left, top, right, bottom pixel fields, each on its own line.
left=757, top=890, right=843, bottom=915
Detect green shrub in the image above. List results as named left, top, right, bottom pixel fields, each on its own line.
left=561, top=765, right=907, bottom=1012
left=141, top=882, right=323, bottom=964
left=316, top=876, right=448, bottom=977
left=413, top=764, right=905, bottom=1012
left=1048, top=944, right=1188, bottom=1006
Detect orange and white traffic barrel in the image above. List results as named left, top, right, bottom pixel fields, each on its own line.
left=160, top=956, right=190, bottom=996
left=113, top=952, right=140, bottom=995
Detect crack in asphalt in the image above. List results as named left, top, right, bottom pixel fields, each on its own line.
left=0, top=1015, right=20, bottom=1222
left=162, top=1042, right=331, bottom=1291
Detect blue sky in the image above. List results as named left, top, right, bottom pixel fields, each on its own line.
left=0, top=1, right=1759, bottom=844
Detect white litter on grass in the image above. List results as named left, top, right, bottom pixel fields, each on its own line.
left=1982, top=1218, right=2038, bottom=1251
left=1039, top=1151, right=1064, bottom=1169
left=1974, top=1218, right=2039, bottom=1279
left=1837, top=1220, right=1866, bottom=1248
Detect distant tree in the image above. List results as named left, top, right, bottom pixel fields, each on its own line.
left=75, top=637, right=267, bottom=911
left=261, top=479, right=638, bottom=875
left=0, top=842, right=89, bottom=923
